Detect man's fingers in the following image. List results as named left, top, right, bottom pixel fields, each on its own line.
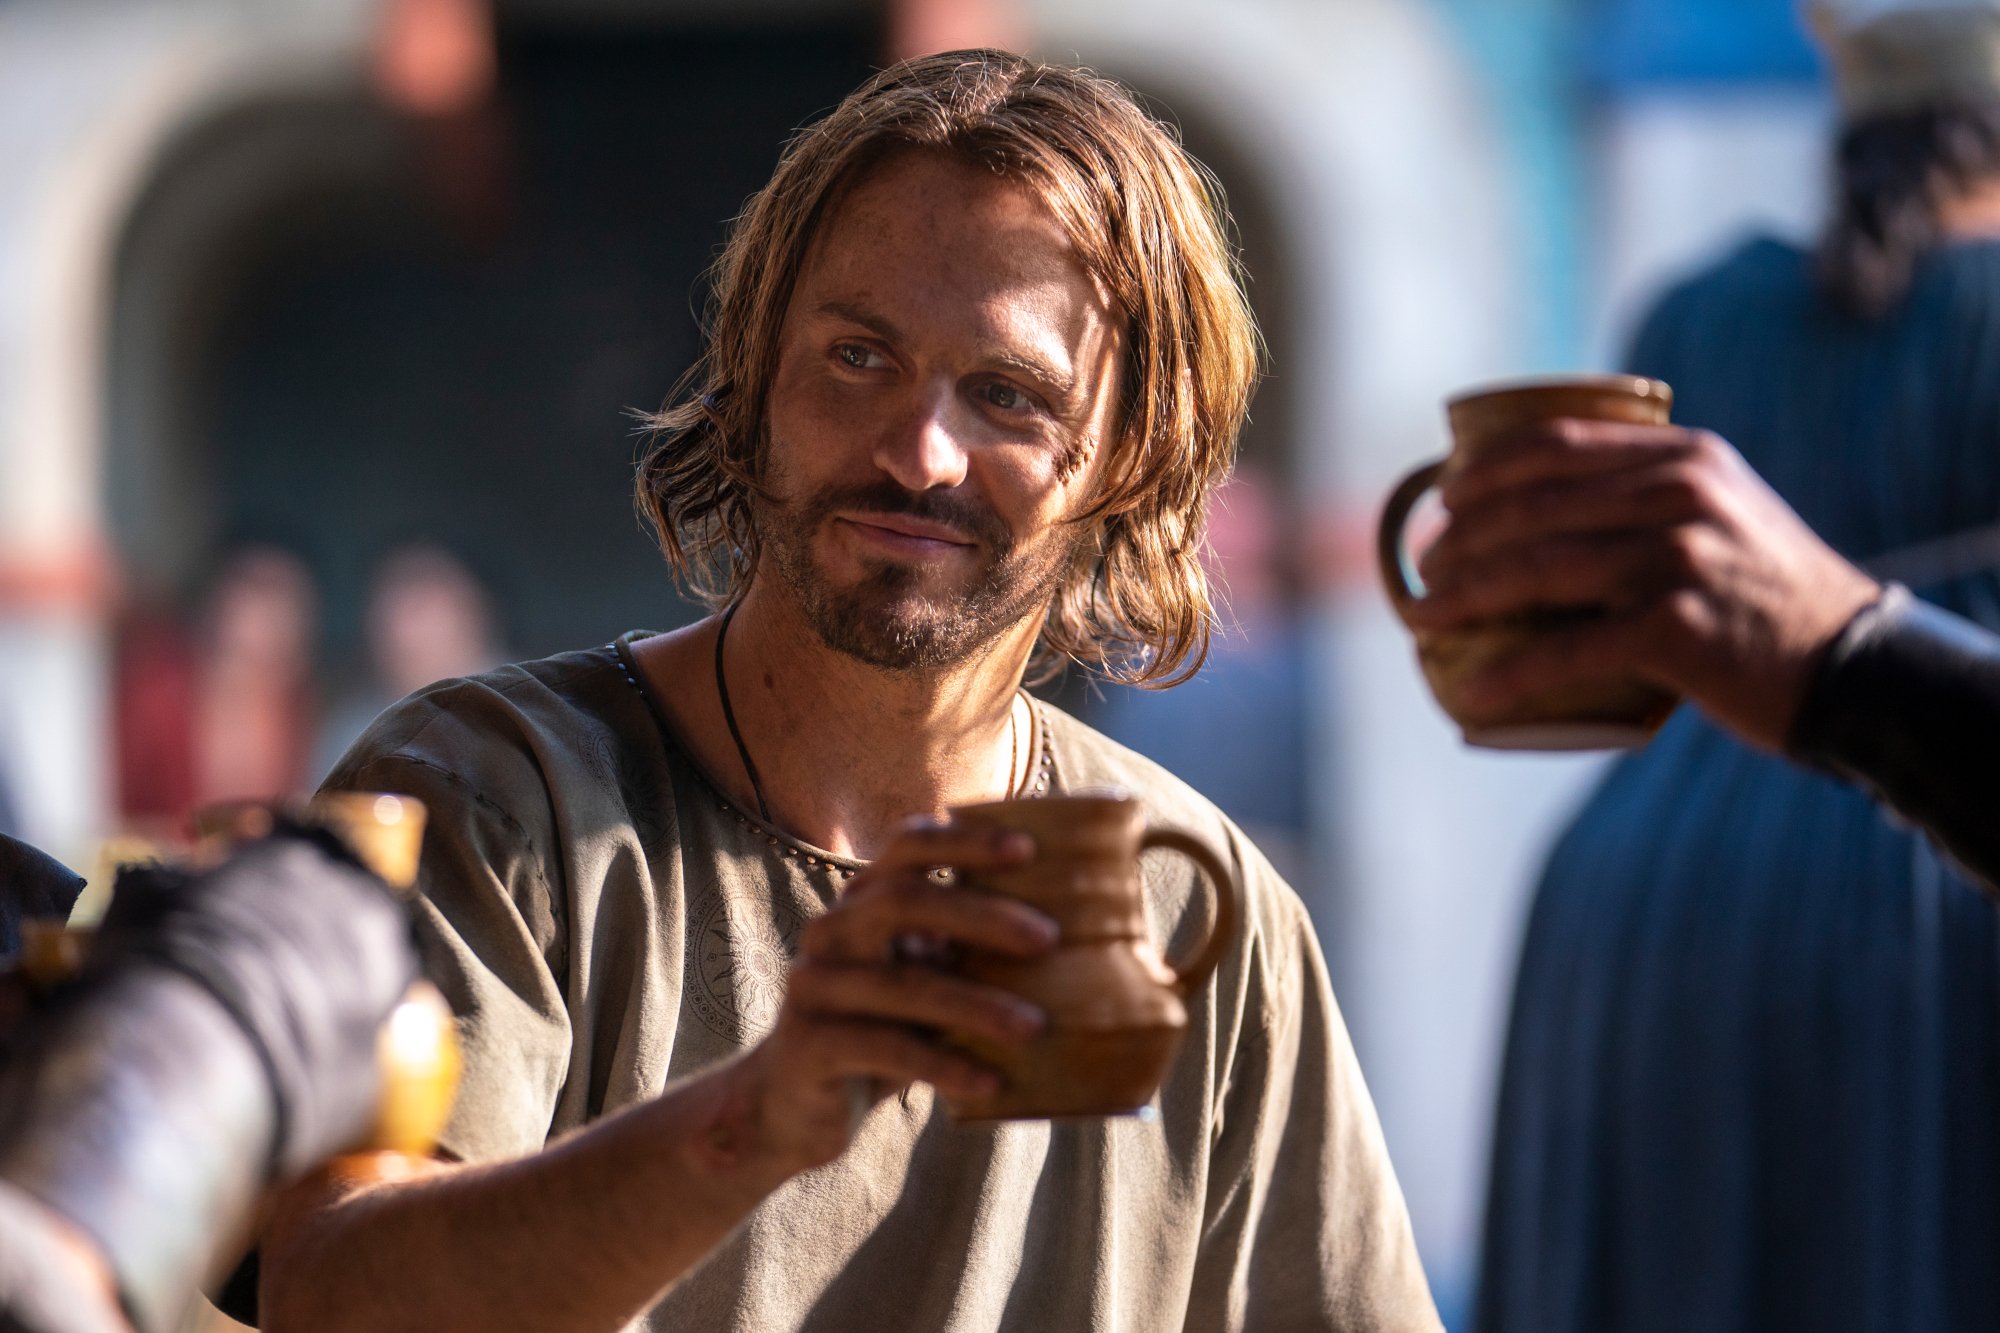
left=868, top=821, right=1035, bottom=875
left=1437, top=419, right=1708, bottom=511
left=1407, top=528, right=1696, bottom=627
left=802, top=877, right=1057, bottom=963
left=789, top=961, right=1045, bottom=1046
left=795, top=1018, right=1002, bottom=1102
left=1422, top=464, right=1715, bottom=574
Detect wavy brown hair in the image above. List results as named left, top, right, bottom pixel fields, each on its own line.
left=635, top=49, right=1259, bottom=686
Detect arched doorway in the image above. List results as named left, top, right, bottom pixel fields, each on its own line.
left=103, top=14, right=882, bottom=819
left=110, top=16, right=884, bottom=674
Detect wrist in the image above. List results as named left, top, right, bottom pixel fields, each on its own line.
left=1786, top=583, right=1908, bottom=759
left=677, top=1051, right=811, bottom=1195
left=1756, top=569, right=1884, bottom=750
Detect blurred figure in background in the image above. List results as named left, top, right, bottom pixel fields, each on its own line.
left=1094, top=466, right=1311, bottom=882
left=110, top=600, right=200, bottom=841
left=193, top=548, right=320, bottom=811
left=314, top=545, right=502, bottom=778
left=1476, top=3, right=2000, bottom=1330
left=110, top=548, right=321, bottom=840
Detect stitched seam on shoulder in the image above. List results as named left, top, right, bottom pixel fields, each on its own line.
left=346, top=753, right=559, bottom=911
left=393, top=650, right=614, bottom=736
left=489, top=648, right=616, bottom=700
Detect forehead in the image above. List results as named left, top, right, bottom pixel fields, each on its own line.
left=793, top=150, right=1118, bottom=344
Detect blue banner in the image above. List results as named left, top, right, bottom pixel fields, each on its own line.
left=1584, top=0, right=1823, bottom=87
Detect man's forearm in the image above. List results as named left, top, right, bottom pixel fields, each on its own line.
left=260, top=1056, right=800, bottom=1333
left=1788, top=584, right=2000, bottom=891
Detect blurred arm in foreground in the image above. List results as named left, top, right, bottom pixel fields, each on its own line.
left=1403, top=419, right=2000, bottom=888
left=0, top=830, right=417, bottom=1333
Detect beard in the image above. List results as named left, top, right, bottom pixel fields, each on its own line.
left=755, top=470, right=1084, bottom=672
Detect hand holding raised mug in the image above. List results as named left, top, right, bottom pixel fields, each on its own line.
left=730, top=796, right=1238, bottom=1165
left=1396, top=416, right=1882, bottom=753
left=940, top=794, right=1240, bottom=1122
left=729, top=819, right=1055, bottom=1173
left=1379, top=375, right=1680, bottom=748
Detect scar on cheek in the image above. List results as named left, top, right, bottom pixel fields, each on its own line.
left=1054, top=437, right=1094, bottom=483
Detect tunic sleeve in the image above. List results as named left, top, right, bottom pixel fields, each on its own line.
left=1788, top=584, right=2000, bottom=893
left=1185, top=842, right=1442, bottom=1331
left=323, top=704, right=574, bottom=1166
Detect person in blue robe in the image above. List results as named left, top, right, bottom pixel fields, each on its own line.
left=1476, top=5, right=2000, bottom=1329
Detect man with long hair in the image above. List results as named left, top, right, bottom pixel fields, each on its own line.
left=258, top=51, right=1440, bottom=1332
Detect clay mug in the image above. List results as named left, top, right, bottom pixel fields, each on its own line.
left=940, top=792, right=1240, bottom=1121
left=1377, top=374, right=1681, bottom=750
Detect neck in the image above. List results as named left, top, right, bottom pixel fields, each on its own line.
left=638, top=578, right=1038, bottom=860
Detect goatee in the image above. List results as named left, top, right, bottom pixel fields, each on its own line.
left=755, top=475, right=1082, bottom=671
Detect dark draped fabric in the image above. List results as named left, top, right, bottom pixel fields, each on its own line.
left=0, top=837, right=82, bottom=960
left=1477, top=237, right=2000, bottom=1333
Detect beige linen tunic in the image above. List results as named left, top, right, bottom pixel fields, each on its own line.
left=325, top=637, right=1440, bottom=1332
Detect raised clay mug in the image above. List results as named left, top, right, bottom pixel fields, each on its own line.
left=1376, top=374, right=1681, bottom=750
left=940, top=792, right=1240, bottom=1121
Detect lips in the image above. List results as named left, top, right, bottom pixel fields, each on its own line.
left=837, top=513, right=976, bottom=550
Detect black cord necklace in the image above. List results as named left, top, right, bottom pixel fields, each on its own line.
left=714, top=601, right=774, bottom=824
left=711, top=602, right=1026, bottom=831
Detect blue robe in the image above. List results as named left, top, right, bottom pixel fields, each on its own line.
left=1477, top=237, right=2000, bottom=1333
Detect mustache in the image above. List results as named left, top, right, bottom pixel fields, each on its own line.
left=801, top=479, right=1012, bottom=553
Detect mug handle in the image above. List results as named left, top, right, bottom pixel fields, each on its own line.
left=1375, top=458, right=1446, bottom=610
left=1140, top=829, right=1242, bottom=999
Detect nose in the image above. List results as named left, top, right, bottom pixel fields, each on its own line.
left=872, top=387, right=969, bottom=492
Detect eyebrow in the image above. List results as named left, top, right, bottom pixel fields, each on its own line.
left=815, top=300, right=903, bottom=344
left=813, top=300, right=1080, bottom=406
left=989, top=351, right=1077, bottom=404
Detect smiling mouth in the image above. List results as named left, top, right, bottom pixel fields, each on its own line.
left=836, top=514, right=977, bottom=550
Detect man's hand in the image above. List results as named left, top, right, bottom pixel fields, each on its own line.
left=1402, top=420, right=1882, bottom=752
left=713, top=820, right=1055, bottom=1175
left=257, top=822, right=1057, bottom=1333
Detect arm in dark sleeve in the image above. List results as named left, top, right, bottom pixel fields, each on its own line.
left=0, top=833, right=417, bottom=1333
left=1787, top=584, right=2000, bottom=891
